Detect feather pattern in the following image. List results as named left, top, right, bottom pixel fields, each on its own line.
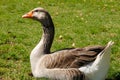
left=42, top=46, right=104, bottom=69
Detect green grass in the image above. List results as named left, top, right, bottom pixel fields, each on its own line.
left=0, top=0, right=120, bottom=80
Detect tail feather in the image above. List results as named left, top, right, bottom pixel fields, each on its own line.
left=79, top=41, right=114, bottom=80
left=92, top=41, right=114, bottom=67
left=99, top=41, right=114, bottom=56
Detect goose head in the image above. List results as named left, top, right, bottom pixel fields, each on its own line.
left=22, top=7, right=52, bottom=27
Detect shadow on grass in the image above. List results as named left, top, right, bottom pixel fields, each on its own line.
left=106, top=72, right=120, bottom=80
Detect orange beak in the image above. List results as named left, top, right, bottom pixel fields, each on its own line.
left=22, top=11, right=33, bottom=18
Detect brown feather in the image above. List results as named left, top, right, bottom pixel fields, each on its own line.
left=42, top=46, right=105, bottom=69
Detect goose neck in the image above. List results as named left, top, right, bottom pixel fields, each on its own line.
left=41, top=25, right=54, bottom=54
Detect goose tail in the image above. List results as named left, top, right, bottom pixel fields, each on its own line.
left=90, top=41, right=114, bottom=80
left=99, top=41, right=114, bottom=57
left=91, top=40, right=114, bottom=69
left=79, top=41, right=114, bottom=80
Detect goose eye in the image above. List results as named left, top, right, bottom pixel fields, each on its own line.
left=35, top=10, right=39, bottom=12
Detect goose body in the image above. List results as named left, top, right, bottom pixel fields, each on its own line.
left=22, top=7, right=114, bottom=80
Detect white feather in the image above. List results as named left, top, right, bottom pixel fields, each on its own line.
left=79, top=41, right=114, bottom=80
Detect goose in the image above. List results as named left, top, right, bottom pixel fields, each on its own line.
left=22, top=7, right=114, bottom=80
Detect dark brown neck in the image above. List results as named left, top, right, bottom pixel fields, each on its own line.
left=40, top=15, right=54, bottom=54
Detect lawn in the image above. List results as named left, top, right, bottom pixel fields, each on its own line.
left=0, top=0, right=120, bottom=80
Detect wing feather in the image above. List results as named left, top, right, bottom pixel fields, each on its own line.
left=44, top=46, right=105, bottom=69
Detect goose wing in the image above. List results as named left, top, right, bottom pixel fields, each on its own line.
left=43, top=46, right=105, bottom=68
left=69, top=46, right=105, bottom=68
